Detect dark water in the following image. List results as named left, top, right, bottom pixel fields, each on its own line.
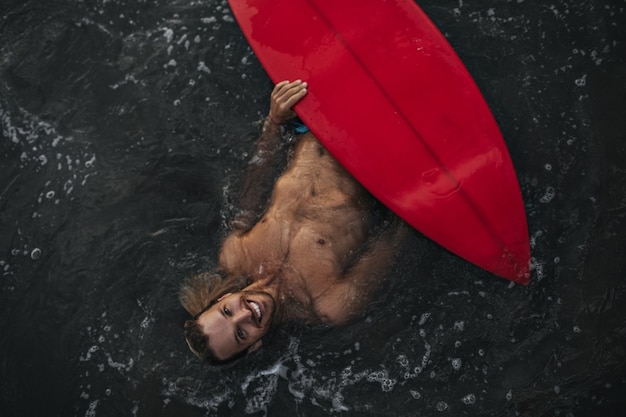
left=1, top=0, right=625, bottom=416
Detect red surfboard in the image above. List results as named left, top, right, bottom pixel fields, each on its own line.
left=228, top=0, right=531, bottom=284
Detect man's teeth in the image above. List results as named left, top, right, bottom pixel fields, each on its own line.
left=250, top=301, right=262, bottom=320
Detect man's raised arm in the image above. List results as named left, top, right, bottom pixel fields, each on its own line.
left=230, top=80, right=308, bottom=233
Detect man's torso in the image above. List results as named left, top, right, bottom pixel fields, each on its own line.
left=220, top=134, right=373, bottom=310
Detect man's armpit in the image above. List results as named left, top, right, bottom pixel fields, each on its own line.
left=313, top=282, right=361, bottom=327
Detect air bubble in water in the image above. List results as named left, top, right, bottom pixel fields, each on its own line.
left=462, top=393, right=476, bottom=405
left=436, top=401, right=448, bottom=411
left=575, top=74, right=587, bottom=86
left=396, top=355, right=409, bottom=368
left=539, top=186, right=555, bottom=203
left=418, top=312, right=431, bottom=325
left=85, top=155, right=96, bottom=168
left=410, top=390, right=421, bottom=400
left=451, top=358, right=462, bottom=371
left=30, top=248, right=41, bottom=260
left=381, top=378, right=396, bottom=392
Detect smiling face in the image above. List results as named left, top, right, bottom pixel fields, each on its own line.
left=195, top=290, right=276, bottom=361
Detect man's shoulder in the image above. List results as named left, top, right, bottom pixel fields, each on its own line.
left=218, top=233, right=246, bottom=274
left=219, top=222, right=284, bottom=272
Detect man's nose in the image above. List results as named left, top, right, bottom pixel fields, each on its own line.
left=233, top=304, right=252, bottom=323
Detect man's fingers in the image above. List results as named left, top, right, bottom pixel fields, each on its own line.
left=272, top=80, right=291, bottom=97
left=270, top=80, right=308, bottom=123
left=283, top=85, right=307, bottom=109
left=277, top=81, right=307, bottom=105
left=273, top=80, right=304, bottom=99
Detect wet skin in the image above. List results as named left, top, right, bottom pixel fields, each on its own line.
left=188, top=80, right=403, bottom=361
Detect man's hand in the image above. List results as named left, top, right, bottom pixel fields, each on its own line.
left=268, top=80, right=308, bottom=125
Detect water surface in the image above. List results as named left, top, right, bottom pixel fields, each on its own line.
left=1, top=0, right=625, bottom=416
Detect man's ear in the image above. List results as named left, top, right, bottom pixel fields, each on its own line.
left=247, top=339, right=263, bottom=354
left=217, top=293, right=232, bottom=301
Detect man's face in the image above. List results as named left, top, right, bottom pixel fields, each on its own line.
left=196, top=290, right=276, bottom=361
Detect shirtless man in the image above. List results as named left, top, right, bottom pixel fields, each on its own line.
left=181, top=80, right=405, bottom=365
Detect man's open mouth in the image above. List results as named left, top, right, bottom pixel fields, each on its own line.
left=249, top=300, right=262, bottom=323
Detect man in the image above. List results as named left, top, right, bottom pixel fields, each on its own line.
left=181, top=80, right=406, bottom=365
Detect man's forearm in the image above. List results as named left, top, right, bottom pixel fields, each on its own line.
left=230, top=80, right=308, bottom=232
left=230, top=117, right=286, bottom=231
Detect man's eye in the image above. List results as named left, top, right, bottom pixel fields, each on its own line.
left=224, top=307, right=231, bottom=316
left=237, top=328, right=245, bottom=339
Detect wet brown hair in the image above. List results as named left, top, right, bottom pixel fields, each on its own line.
left=183, top=302, right=248, bottom=366
left=179, top=271, right=251, bottom=365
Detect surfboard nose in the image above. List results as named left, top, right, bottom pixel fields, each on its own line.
left=497, top=246, right=531, bottom=285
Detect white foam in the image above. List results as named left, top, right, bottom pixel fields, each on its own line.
left=84, top=400, right=99, bottom=417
